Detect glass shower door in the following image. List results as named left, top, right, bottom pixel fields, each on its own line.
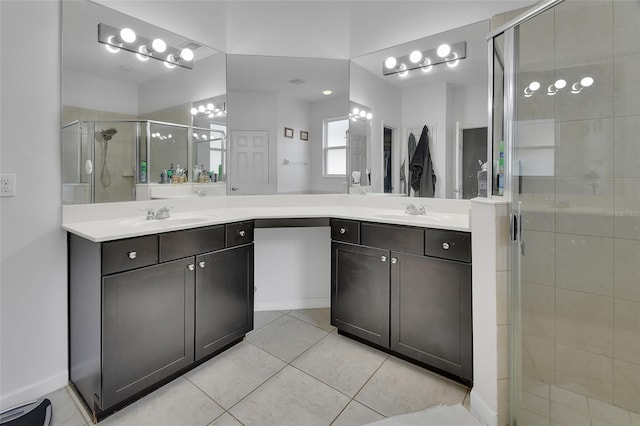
left=511, top=1, right=640, bottom=424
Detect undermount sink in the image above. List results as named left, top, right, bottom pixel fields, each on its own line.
left=117, top=213, right=216, bottom=227
left=372, top=212, right=451, bottom=221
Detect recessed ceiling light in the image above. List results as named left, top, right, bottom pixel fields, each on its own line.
left=322, top=90, right=333, bottom=95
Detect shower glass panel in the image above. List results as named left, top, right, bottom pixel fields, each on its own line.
left=148, top=122, right=188, bottom=184
left=93, top=121, right=138, bottom=203
left=506, top=0, right=640, bottom=424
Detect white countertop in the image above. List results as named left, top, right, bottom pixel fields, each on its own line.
left=62, top=195, right=471, bottom=242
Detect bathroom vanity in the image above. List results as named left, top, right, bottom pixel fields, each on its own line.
left=68, top=221, right=254, bottom=421
left=64, top=196, right=472, bottom=421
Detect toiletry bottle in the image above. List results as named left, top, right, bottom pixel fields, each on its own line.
left=140, top=161, right=147, bottom=183
left=167, top=164, right=174, bottom=184
left=218, top=164, right=223, bottom=182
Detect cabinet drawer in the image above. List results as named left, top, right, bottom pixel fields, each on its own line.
left=361, top=222, right=424, bottom=255
left=425, top=229, right=471, bottom=263
left=226, top=221, right=254, bottom=247
left=330, top=219, right=360, bottom=243
left=159, top=225, right=225, bottom=262
left=102, top=235, right=158, bottom=275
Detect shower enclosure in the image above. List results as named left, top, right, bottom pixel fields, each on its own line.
left=61, top=120, right=194, bottom=204
left=491, top=0, right=640, bottom=424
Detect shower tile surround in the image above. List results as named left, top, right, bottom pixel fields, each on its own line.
left=514, top=0, right=640, bottom=419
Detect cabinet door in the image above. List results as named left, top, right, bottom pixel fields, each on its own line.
left=390, top=252, right=472, bottom=381
left=102, top=258, right=195, bottom=408
left=331, top=242, right=390, bottom=347
left=195, top=244, right=254, bottom=361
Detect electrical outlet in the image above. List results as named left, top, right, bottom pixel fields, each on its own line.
left=0, top=174, right=16, bottom=197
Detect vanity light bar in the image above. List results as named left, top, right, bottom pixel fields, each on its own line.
left=98, top=23, right=193, bottom=70
left=382, top=41, right=466, bottom=76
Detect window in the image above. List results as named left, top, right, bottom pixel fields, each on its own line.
left=323, top=118, right=349, bottom=176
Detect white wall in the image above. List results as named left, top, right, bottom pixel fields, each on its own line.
left=276, top=97, right=311, bottom=193
left=63, top=70, right=139, bottom=116
left=0, top=0, right=68, bottom=409
left=452, top=83, right=489, bottom=129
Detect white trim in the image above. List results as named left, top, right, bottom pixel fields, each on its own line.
left=0, top=371, right=67, bottom=411
left=470, top=389, right=498, bottom=426
left=255, top=298, right=330, bottom=312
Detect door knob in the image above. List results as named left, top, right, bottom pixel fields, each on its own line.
left=128, top=251, right=137, bottom=259
left=198, top=261, right=206, bottom=268
left=380, top=255, right=387, bottom=262
left=238, top=230, right=246, bottom=237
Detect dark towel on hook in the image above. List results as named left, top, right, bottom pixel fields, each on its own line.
left=409, top=125, right=436, bottom=197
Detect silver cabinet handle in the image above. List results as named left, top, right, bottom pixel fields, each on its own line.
left=381, top=255, right=387, bottom=262
left=198, top=261, right=206, bottom=268
left=391, top=257, right=398, bottom=264
left=128, top=251, right=137, bottom=259
left=187, top=264, right=195, bottom=271
left=238, top=230, right=246, bottom=237
left=339, top=227, right=346, bottom=234
left=442, top=242, right=450, bottom=250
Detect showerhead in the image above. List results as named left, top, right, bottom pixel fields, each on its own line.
left=99, top=128, right=118, bottom=141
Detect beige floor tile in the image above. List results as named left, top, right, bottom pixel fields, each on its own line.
left=100, top=377, right=223, bottom=426
left=208, top=412, right=243, bottom=426
left=287, top=308, right=335, bottom=332
left=630, top=410, right=640, bottom=425
left=252, top=310, right=285, bottom=330
left=354, top=357, right=467, bottom=417
left=331, top=401, right=385, bottom=426
left=44, top=387, right=87, bottom=426
left=229, top=366, right=349, bottom=426
left=292, top=333, right=386, bottom=397
left=186, top=342, right=286, bottom=409
left=246, top=314, right=328, bottom=362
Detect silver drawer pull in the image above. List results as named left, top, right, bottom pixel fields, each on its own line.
left=128, top=251, right=137, bottom=260
left=391, top=257, right=398, bottom=264
left=198, top=261, right=206, bottom=268
left=238, top=230, right=246, bottom=237
left=442, top=242, right=450, bottom=250
left=187, top=264, right=195, bottom=271
left=340, top=227, right=347, bottom=234
left=381, top=255, right=387, bottom=262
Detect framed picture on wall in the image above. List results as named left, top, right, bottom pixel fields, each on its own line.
left=300, top=131, right=309, bottom=141
left=284, top=127, right=293, bottom=138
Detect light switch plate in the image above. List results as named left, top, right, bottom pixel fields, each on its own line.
left=0, top=174, right=16, bottom=197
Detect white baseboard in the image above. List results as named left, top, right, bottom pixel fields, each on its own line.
left=470, top=389, right=498, bottom=426
left=255, top=297, right=330, bottom=312
left=0, top=370, right=68, bottom=411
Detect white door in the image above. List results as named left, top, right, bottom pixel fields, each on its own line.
left=229, top=130, right=273, bottom=194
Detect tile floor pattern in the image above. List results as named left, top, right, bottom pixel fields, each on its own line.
left=42, top=308, right=472, bottom=426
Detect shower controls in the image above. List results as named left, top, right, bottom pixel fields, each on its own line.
left=85, top=160, right=93, bottom=175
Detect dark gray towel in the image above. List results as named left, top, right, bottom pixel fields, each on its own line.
left=409, top=125, right=436, bottom=197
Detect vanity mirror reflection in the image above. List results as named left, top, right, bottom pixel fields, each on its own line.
left=349, top=20, right=490, bottom=199
left=226, top=55, right=349, bottom=195
left=61, top=0, right=226, bottom=204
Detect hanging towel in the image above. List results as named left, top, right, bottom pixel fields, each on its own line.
left=409, top=125, right=436, bottom=197
left=407, top=133, right=417, bottom=196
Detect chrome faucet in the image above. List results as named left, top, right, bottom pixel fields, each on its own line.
left=194, top=190, right=208, bottom=197
left=405, top=203, right=428, bottom=215
left=141, top=208, right=155, bottom=221
left=155, top=206, right=172, bottom=219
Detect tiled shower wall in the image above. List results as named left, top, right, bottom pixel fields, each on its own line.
left=517, top=0, right=640, bottom=414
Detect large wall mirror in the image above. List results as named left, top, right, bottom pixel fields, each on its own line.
left=61, top=0, right=226, bottom=204
left=349, top=20, right=490, bottom=199
left=226, top=55, right=349, bottom=195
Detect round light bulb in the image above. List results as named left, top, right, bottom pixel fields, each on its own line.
left=136, top=46, right=150, bottom=61
left=352, top=107, right=360, bottom=115
left=384, top=57, right=397, bottom=69
left=555, top=79, right=567, bottom=89
left=421, top=58, right=433, bottom=73
left=190, top=107, right=198, bottom=115
left=398, top=63, right=408, bottom=77
left=528, top=81, right=541, bottom=91
left=366, top=112, right=372, bottom=120
left=168, top=134, right=172, bottom=138
left=105, top=36, right=121, bottom=53
left=580, top=76, right=594, bottom=87
left=180, top=48, right=194, bottom=61
left=164, top=57, right=176, bottom=69
left=152, top=38, right=167, bottom=53
left=437, top=44, right=451, bottom=58
left=446, top=53, right=459, bottom=68
left=119, top=28, right=136, bottom=44
left=206, top=103, right=214, bottom=110
left=409, top=50, right=423, bottom=64
left=198, top=105, right=206, bottom=112
left=208, top=113, right=215, bottom=118
left=193, top=133, right=199, bottom=138
left=359, top=110, right=366, bottom=117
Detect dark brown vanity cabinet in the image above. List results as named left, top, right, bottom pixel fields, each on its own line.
left=330, top=219, right=473, bottom=383
left=69, top=221, right=254, bottom=420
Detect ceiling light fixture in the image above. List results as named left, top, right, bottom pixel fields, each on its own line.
left=349, top=105, right=372, bottom=121
left=98, top=23, right=195, bottom=70
left=382, top=41, right=466, bottom=77
left=322, top=90, right=333, bottom=95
